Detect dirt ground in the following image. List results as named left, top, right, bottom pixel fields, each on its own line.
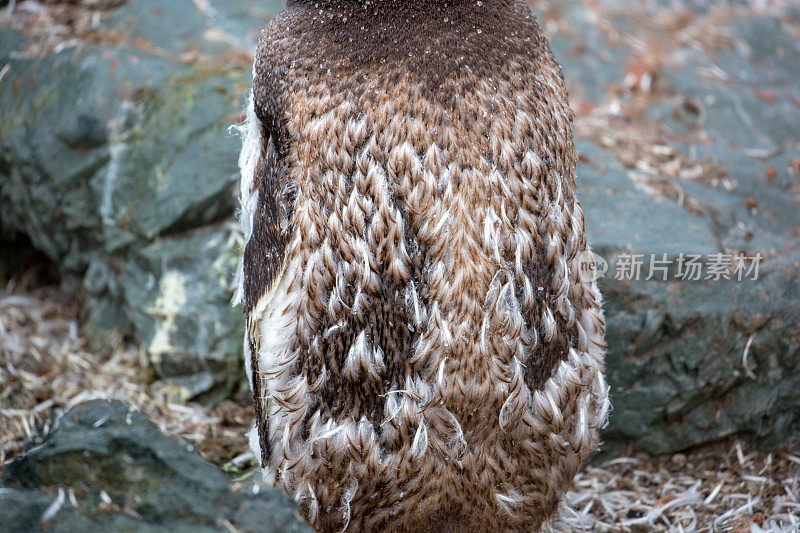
left=1, top=282, right=798, bottom=532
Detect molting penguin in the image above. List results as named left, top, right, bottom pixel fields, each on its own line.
left=235, top=0, right=609, bottom=530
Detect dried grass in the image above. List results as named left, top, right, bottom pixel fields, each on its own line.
left=548, top=446, right=800, bottom=532
left=0, top=280, right=250, bottom=473
left=1, top=283, right=798, bottom=531
left=0, top=0, right=126, bottom=57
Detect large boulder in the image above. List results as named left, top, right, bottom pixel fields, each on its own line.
left=579, top=140, right=800, bottom=455
left=0, top=0, right=283, bottom=398
left=0, top=400, right=310, bottom=532
left=554, top=0, right=800, bottom=454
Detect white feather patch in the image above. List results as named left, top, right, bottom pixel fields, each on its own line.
left=246, top=422, right=262, bottom=465
left=410, top=418, right=429, bottom=457
left=233, top=91, right=262, bottom=307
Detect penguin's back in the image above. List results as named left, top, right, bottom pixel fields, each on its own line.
left=238, top=1, right=608, bottom=530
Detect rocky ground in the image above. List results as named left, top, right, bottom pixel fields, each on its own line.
left=2, top=0, right=799, bottom=456
left=2, top=283, right=798, bottom=531
left=0, top=281, right=313, bottom=531
left=1, top=0, right=800, bottom=531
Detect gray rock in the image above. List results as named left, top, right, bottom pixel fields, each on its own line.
left=537, top=1, right=630, bottom=104
left=578, top=139, right=800, bottom=455
left=118, top=226, right=243, bottom=401
left=0, top=0, right=284, bottom=391
left=0, top=400, right=310, bottom=533
left=560, top=2, right=800, bottom=454
left=0, top=24, right=244, bottom=267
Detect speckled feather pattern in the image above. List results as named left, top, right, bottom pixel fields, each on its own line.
left=236, top=1, right=608, bottom=530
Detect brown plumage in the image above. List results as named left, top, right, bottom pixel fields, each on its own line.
left=235, top=0, right=609, bottom=530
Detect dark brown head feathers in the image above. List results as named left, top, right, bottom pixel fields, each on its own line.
left=261, top=0, right=551, bottom=92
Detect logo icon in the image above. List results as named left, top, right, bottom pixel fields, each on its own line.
left=576, top=251, right=608, bottom=282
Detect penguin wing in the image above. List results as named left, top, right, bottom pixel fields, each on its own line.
left=242, top=135, right=290, bottom=317
left=240, top=94, right=293, bottom=466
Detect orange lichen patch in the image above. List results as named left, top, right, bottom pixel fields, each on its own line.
left=755, top=90, right=777, bottom=104
left=766, top=166, right=778, bottom=180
